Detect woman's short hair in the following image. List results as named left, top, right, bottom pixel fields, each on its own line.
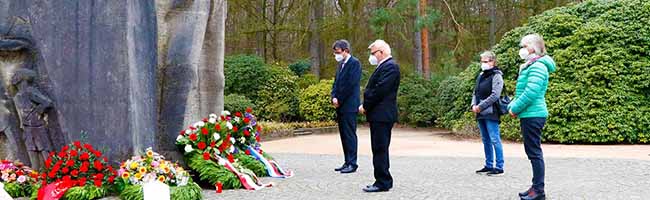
left=520, top=34, right=547, bottom=56
left=480, top=51, right=496, bottom=61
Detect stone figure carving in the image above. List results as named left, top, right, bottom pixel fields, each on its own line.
left=11, top=68, right=53, bottom=169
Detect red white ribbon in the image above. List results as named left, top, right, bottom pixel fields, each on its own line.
left=214, top=153, right=272, bottom=190
left=247, top=146, right=294, bottom=178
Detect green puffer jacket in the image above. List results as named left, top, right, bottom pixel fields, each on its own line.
left=508, top=55, right=557, bottom=118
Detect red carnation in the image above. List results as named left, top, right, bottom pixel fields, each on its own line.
left=94, top=173, right=104, bottom=180
left=80, top=152, right=90, bottom=160
left=58, top=151, right=66, bottom=158
left=245, top=149, right=251, bottom=155
left=108, top=176, right=115, bottom=183
left=210, top=141, right=216, bottom=147
left=220, top=115, right=226, bottom=121
left=62, top=167, right=69, bottom=174
left=62, top=175, right=72, bottom=184
left=78, top=177, right=87, bottom=186
left=189, top=133, right=198, bottom=141
left=235, top=112, right=242, bottom=117
left=70, top=170, right=79, bottom=177
left=45, top=158, right=52, bottom=169
left=246, top=107, right=253, bottom=113
left=61, top=145, right=69, bottom=152
left=180, top=130, right=185, bottom=136
left=233, top=126, right=238, bottom=132
left=244, top=130, right=250, bottom=137
left=215, top=124, right=221, bottom=131
left=227, top=154, right=234, bottom=163
left=84, top=143, right=93, bottom=150
left=49, top=152, right=55, bottom=157
left=198, top=142, right=207, bottom=150
left=69, top=149, right=78, bottom=157
left=259, top=149, right=263, bottom=154
left=257, top=126, right=262, bottom=132
left=80, top=161, right=89, bottom=173
left=94, top=180, right=102, bottom=187
left=94, top=160, right=103, bottom=171
left=203, top=152, right=210, bottom=160
left=103, top=157, right=108, bottom=163
left=55, top=160, right=63, bottom=168
left=74, top=141, right=82, bottom=149
left=189, top=126, right=196, bottom=130
left=203, top=118, right=208, bottom=122
left=16, top=170, right=23, bottom=176
left=201, top=127, right=208, bottom=135
left=243, top=117, right=250, bottom=124
left=256, top=135, right=261, bottom=142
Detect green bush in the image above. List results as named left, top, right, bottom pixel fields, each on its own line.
left=437, top=0, right=650, bottom=144
left=224, top=94, right=255, bottom=113
left=297, top=73, right=319, bottom=89
left=224, top=55, right=270, bottom=102
left=257, top=66, right=300, bottom=121
left=288, top=59, right=311, bottom=76
left=397, top=74, right=438, bottom=126
left=299, top=79, right=336, bottom=122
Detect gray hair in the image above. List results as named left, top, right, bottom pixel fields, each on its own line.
left=479, top=51, right=496, bottom=61
left=520, top=34, right=547, bottom=56
left=368, top=40, right=391, bottom=56
left=332, top=39, right=351, bottom=52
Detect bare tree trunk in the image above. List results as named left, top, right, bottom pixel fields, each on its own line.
left=488, top=0, right=497, bottom=47
left=256, top=0, right=266, bottom=58
left=420, top=0, right=430, bottom=79
left=414, top=1, right=423, bottom=75
left=309, top=0, right=323, bottom=79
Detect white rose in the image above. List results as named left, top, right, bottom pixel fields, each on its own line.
left=230, top=137, right=235, bottom=144
left=209, top=113, right=218, bottom=119
left=213, top=134, right=220, bottom=141
left=197, top=121, right=205, bottom=127
left=185, top=129, right=192, bottom=134
left=226, top=122, right=233, bottom=130
left=184, top=145, right=193, bottom=153
left=240, top=137, right=246, bottom=143
left=193, top=122, right=201, bottom=128
left=229, top=146, right=235, bottom=153
left=208, top=117, right=217, bottom=124
left=234, top=117, right=240, bottom=122
left=176, top=135, right=183, bottom=142
left=221, top=111, right=231, bottom=116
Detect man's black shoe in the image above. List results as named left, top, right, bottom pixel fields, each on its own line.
left=362, top=185, right=389, bottom=193
left=520, top=189, right=545, bottom=200
left=334, top=164, right=348, bottom=172
left=340, top=165, right=357, bottom=174
left=475, top=167, right=493, bottom=174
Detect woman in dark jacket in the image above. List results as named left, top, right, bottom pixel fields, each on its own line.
left=472, top=51, right=505, bottom=176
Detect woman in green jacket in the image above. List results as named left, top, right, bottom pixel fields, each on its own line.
left=508, top=33, right=557, bottom=200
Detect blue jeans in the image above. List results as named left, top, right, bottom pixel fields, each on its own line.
left=521, top=117, right=546, bottom=193
left=478, top=119, right=504, bottom=170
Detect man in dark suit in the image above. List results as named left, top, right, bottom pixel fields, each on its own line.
left=331, top=40, right=362, bottom=174
left=359, top=40, right=400, bottom=193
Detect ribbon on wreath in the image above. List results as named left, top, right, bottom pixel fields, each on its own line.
left=246, top=146, right=294, bottom=178
left=214, top=153, right=272, bottom=190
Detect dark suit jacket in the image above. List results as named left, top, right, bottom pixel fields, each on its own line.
left=331, top=56, right=362, bottom=113
left=363, top=57, right=400, bottom=122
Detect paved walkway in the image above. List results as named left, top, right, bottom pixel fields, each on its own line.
left=203, top=127, right=650, bottom=200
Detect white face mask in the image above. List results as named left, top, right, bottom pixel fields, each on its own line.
left=368, top=55, right=379, bottom=65
left=480, top=63, right=492, bottom=71
left=334, top=53, right=344, bottom=62
left=519, top=48, right=530, bottom=60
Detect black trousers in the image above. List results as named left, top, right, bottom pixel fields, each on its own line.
left=521, top=117, right=546, bottom=193
left=369, top=121, right=393, bottom=189
left=337, top=112, right=358, bottom=167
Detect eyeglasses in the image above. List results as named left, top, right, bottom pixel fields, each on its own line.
left=480, top=60, right=493, bottom=63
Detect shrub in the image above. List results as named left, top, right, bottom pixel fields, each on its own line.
left=297, top=73, right=319, bottom=89
left=257, top=66, right=300, bottom=121
left=224, top=94, right=255, bottom=114
left=437, top=0, right=650, bottom=143
left=397, top=74, right=438, bottom=126
left=224, top=55, right=270, bottom=102
left=299, top=79, right=336, bottom=122
left=288, top=59, right=311, bottom=76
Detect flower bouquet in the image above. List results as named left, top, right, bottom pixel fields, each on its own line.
left=35, top=141, right=116, bottom=200
left=176, top=108, right=291, bottom=191
left=0, top=160, right=39, bottom=198
left=115, top=147, right=202, bottom=200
